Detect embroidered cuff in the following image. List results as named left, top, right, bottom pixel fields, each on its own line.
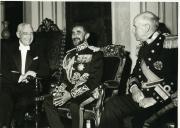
left=70, top=85, right=90, bottom=98
left=128, top=77, right=139, bottom=93
left=57, top=83, right=67, bottom=92
left=128, top=77, right=139, bottom=86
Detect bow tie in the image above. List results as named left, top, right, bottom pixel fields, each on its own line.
left=19, top=45, right=30, bottom=51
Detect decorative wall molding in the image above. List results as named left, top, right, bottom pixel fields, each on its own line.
left=23, top=1, right=66, bottom=31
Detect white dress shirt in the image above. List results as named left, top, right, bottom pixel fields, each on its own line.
left=19, top=42, right=30, bottom=75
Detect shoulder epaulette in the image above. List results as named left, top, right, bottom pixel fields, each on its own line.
left=163, top=35, right=178, bottom=49
left=66, top=48, right=76, bottom=53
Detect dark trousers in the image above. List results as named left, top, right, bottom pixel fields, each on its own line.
left=99, top=95, right=165, bottom=128
left=44, top=96, right=81, bottom=128
left=0, top=84, right=34, bottom=127
left=0, top=92, right=13, bottom=127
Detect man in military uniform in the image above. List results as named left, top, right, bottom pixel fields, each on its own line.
left=44, top=23, right=103, bottom=128
left=99, top=11, right=177, bottom=128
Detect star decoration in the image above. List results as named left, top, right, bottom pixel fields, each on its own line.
left=78, top=63, right=85, bottom=71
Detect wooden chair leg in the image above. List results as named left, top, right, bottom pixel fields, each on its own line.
left=79, top=108, right=84, bottom=128
left=86, top=120, right=91, bottom=128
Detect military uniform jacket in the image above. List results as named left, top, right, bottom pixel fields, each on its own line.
left=61, top=42, right=103, bottom=102
left=128, top=32, right=178, bottom=103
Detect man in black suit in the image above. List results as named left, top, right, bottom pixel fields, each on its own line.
left=44, top=23, right=103, bottom=128
left=0, top=23, right=41, bottom=128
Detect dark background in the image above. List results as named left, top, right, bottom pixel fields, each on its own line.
left=2, top=2, right=112, bottom=49
left=65, top=2, right=112, bottom=50
left=4, top=1, right=23, bottom=40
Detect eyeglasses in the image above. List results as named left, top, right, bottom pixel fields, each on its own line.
left=20, top=32, right=33, bottom=35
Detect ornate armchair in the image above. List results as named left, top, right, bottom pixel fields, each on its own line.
left=34, top=18, right=66, bottom=97
left=35, top=18, right=66, bottom=76
left=100, top=45, right=132, bottom=96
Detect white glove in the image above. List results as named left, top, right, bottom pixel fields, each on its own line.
left=139, top=97, right=157, bottom=108
left=25, top=70, right=37, bottom=78
left=131, top=85, right=144, bottom=103
left=18, top=71, right=37, bottom=83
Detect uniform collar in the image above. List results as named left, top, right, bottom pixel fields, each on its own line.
left=76, top=41, right=89, bottom=51
left=146, top=31, right=160, bottom=44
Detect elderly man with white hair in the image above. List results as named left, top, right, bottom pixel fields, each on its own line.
left=99, top=11, right=177, bottom=128
left=0, top=23, right=40, bottom=128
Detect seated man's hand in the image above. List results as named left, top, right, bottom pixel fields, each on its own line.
left=53, top=90, right=71, bottom=107
left=138, top=97, right=157, bottom=108
left=131, top=85, right=144, bottom=103
left=18, top=74, right=27, bottom=83
left=18, top=71, right=37, bottom=83
left=25, top=70, right=37, bottom=78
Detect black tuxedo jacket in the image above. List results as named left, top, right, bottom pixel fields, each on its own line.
left=1, top=41, right=39, bottom=91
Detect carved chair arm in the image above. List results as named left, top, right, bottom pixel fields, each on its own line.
left=80, top=87, right=105, bottom=109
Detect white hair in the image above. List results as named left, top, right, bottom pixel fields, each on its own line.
left=16, top=23, right=33, bottom=33
left=135, top=11, right=159, bottom=31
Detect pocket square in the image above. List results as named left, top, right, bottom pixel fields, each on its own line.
left=11, top=70, right=20, bottom=74
left=33, top=56, right=39, bottom=60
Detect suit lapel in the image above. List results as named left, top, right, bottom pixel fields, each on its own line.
left=11, top=41, right=34, bottom=73
left=13, top=48, right=21, bottom=73
left=25, top=50, right=33, bottom=72
left=13, top=48, right=33, bottom=73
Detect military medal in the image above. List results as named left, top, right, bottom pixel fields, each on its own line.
left=153, top=61, right=163, bottom=70
left=78, top=63, right=85, bottom=71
